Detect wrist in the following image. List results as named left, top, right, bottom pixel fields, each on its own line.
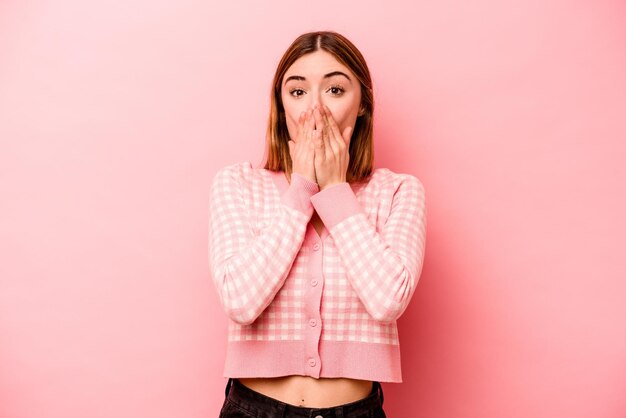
left=319, top=180, right=346, bottom=191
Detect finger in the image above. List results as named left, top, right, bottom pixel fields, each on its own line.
left=323, top=117, right=339, bottom=162
left=319, top=106, right=339, bottom=157
left=300, top=109, right=308, bottom=143
left=304, top=111, right=316, bottom=156
left=305, top=109, right=315, bottom=143
left=298, top=111, right=305, bottom=128
left=312, top=109, right=322, bottom=148
left=295, top=111, right=305, bottom=141
left=322, top=105, right=344, bottom=150
left=315, top=108, right=331, bottom=141
left=313, top=107, right=335, bottom=159
left=313, top=129, right=324, bottom=165
left=313, top=107, right=326, bottom=146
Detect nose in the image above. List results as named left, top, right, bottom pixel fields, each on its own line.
left=308, top=90, right=324, bottom=110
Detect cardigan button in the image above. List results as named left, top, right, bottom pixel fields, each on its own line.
left=312, top=243, right=320, bottom=251
left=311, top=279, right=318, bottom=287
left=309, top=319, right=317, bottom=327
left=308, top=358, right=316, bottom=367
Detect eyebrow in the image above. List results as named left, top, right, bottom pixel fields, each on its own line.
left=283, top=71, right=352, bottom=85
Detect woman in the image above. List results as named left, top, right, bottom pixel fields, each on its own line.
left=209, top=30, right=427, bottom=418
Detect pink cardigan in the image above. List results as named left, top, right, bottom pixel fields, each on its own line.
left=208, top=161, right=426, bottom=382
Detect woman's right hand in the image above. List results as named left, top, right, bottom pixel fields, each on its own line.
left=288, top=108, right=318, bottom=184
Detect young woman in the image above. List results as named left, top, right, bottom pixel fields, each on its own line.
left=209, top=30, right=427, bottom=418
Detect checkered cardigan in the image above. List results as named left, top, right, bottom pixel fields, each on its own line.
left=208, top=161, right=426, bottom=382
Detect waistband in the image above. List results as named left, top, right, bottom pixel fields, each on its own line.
left=224, top=378, right=384, bottom=418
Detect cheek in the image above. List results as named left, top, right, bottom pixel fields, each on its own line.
left=281, top=96, right=307, bottom=139
left=326, top=104, right=358, bottom=139
left=284, top=112, right=296, bottom=136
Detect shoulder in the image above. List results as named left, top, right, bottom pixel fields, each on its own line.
left=367, top=167, right=426, bottom=196
left=211, top=161, right=266, bottom=189
left=213, top=160, right=254, bottom=180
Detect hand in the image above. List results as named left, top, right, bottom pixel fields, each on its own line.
left=287, top=108, right=317, bottom=184
left=312, top=104, right=353, bottom=191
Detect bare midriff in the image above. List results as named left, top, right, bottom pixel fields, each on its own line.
left=237, top=376, right=374, bottom=408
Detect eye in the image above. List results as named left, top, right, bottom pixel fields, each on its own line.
left=289, top=88, right=305, bottom=98
left=327, top=85, right=345, bottom=96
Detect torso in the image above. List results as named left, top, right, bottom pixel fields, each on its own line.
left=241, top=173, right=372, bottom=407
left=311, top=211, right=324, bottom=237
left=238, top=375, right=374, bottom=407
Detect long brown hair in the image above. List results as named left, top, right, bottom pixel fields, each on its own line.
left=262, top=31, right=374, bottom=183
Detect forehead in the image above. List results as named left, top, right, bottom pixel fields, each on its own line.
left=284, top=50, right=354, bottom=79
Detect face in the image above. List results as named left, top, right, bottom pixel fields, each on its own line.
left=281, top=50, right=362, bottom=145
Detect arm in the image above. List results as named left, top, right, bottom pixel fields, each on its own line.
left=208, top=164, right=319, bottom=325
left=310, top=175, right=427, bottom=322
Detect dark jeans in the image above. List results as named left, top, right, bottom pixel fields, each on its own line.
left=219, top=377, right=387, bottom=418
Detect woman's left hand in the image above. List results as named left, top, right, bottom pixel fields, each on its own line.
left=312, top=104, right=353, bottom=191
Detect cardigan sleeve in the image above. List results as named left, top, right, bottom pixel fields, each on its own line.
left=208, top=163, right=319, bottom=325
left=310, top=174, right=426, bottom=322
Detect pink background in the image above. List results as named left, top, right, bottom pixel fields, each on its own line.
left=1, top=0, right=625, bottom=417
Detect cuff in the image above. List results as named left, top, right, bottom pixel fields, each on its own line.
left=280, top=172, right=320, bottom=217
left=310, top=182, right=364, bottom=229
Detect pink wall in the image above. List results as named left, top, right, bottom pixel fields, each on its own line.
left=1, top=1, right=625, bottom=417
